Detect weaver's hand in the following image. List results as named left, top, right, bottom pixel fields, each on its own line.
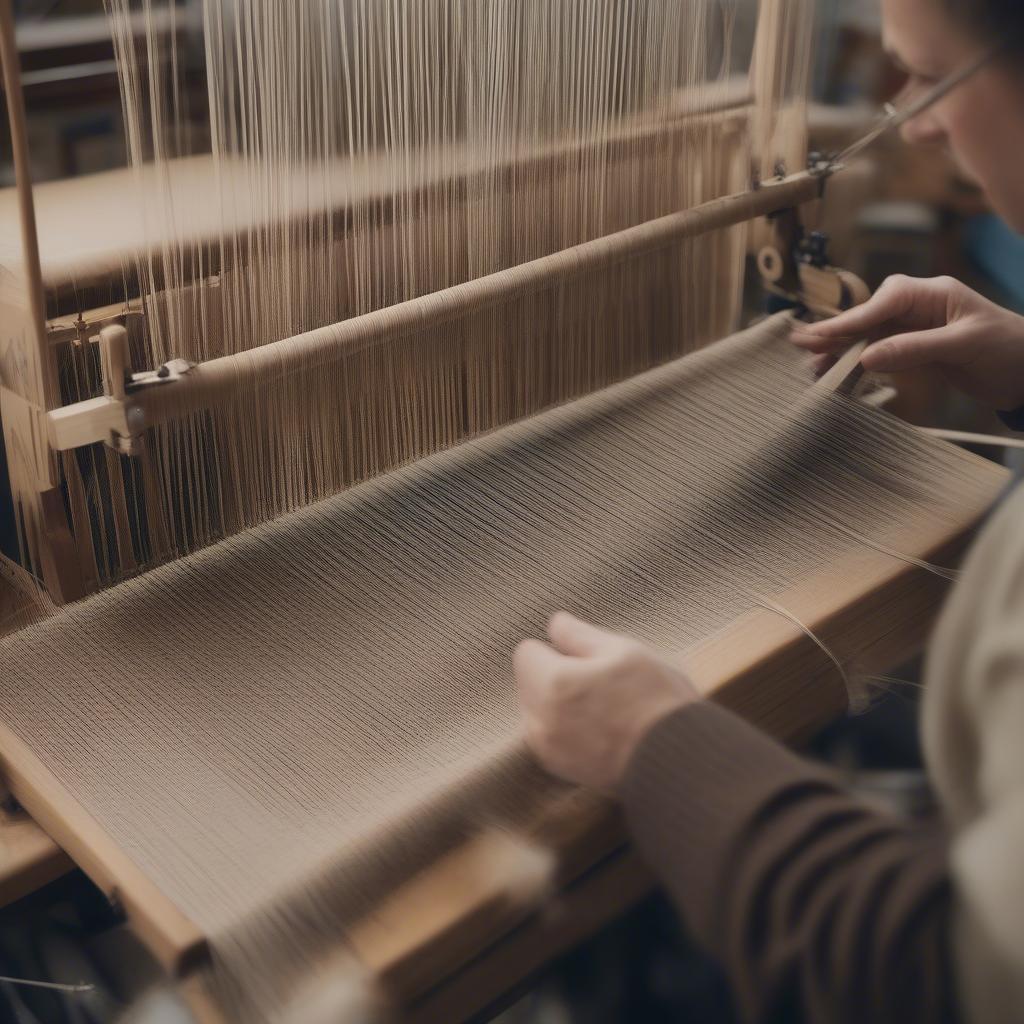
left=791, top=274, right=1024, bottom=412
left=514, top=613, right=698, bottom=791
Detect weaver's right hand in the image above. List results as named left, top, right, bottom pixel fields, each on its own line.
left=791, top=274, right=1024, bottom=413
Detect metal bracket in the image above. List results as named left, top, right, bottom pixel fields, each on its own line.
left=127, top=358, right=196, bottom=393
left=111, top=358, right=196, bottom=455
left=46, top=331, right=196, bottom=455
left=756, top=204, right=870, bottom=318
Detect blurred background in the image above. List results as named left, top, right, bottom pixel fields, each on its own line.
left=1, top=0, right=1021, bottom=1021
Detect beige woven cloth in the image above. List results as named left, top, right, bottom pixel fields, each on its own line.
left=0, top=315, right=998, bottom=1021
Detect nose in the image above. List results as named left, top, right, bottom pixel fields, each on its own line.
left=900, top=109, right=946, bottom=146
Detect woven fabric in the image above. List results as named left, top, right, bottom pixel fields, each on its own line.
left=0, top=316, right=999, bottom=1021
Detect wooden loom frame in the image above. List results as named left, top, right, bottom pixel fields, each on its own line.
left=0, top=1, right=1007, bottom=1020
left=0, top=0, right=813, bottom=605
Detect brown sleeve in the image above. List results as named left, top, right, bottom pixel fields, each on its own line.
left=620, top=701, right=959, bottom=1024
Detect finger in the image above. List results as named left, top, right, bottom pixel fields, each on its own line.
left=513, top=638, right=564, bottom=707
left=790, top=322, right=864, bottom=354
left=547, top=611, right=618, bottom=657
left=860, top=326, right=966, bottom=373
left=790, top=276, right=928, bottom=352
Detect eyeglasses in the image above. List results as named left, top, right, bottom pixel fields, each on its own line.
left=829, top=46, right=999, bottom=168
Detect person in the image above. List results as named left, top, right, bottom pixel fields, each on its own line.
left=513, top=1, right=1024, bottom=1021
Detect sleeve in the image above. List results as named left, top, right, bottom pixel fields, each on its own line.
left=620, top=701, right=959, bottom=1024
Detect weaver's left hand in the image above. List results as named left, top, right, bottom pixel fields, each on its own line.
left=514, top=613, right=699, bottom=791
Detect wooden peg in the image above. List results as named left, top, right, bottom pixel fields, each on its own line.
left=100, top=324, right=130, bottom=401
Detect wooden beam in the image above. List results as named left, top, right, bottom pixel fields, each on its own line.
left=0, top=803, right=72, bottom=906
left=0, top=0, right=51, bottom=408
left=0, top=105, right=750, bottom=309
left=0, top=722, right=207, bottom=975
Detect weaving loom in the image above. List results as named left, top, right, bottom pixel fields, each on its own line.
left=0, top=2, right=1010, bottom=1022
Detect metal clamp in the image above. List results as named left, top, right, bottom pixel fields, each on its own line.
left=127, top=358, right=196, bottom=392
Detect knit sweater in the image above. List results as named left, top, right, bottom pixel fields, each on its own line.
left=621, top=479, right=1024, bottom=1024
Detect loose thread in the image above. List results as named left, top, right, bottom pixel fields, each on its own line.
left=0, top=976, right=96, bottom=994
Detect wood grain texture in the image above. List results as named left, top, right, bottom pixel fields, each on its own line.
left=0, top=721, right=207, bottom=974
left=0, top=804, right=72, bottom=907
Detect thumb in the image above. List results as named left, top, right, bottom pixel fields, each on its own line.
left=790, top=296, right=894, bottom=353
left=547, top=611, right=617, bottom=657
left=860, top=326, right=963, bottom=373
left=514, top=639, right=569, bottom=712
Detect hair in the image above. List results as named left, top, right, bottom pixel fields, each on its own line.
left=943, top=0, right=1024, bottom=53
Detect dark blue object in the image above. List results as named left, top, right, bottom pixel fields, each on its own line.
left=964, top=213, right=1024, bottom=314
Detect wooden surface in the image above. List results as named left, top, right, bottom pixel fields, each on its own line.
left=405, top=847, right=655, bottom=1024
left=0, top=803, right=72, bottom=907
left=0, top=720, right=208, bottom=974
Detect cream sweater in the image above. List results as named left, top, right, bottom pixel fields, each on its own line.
left=926, top=478, right=1024, bottom=1023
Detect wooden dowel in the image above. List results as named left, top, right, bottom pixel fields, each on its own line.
left=814, top=339, right=866, bottom=396
left=128, top=172, right=824, bottom=432
left=100, top=325, right=129, bottom=401
left=921, top=427, right=1024, bottom=451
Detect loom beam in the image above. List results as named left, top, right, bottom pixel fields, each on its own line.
left=44, top=171, right=826, bottom=455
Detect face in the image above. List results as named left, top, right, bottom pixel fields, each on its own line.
left=881, top=0, right=1024, bottom=230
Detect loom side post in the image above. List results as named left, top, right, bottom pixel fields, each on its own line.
left=0, top=0, right=84, bottom=603
left=748, top=0, right=816, bottom=265
left=0, top=0, right=49, bottom=403
left=750, top=0, right=812, bottom=182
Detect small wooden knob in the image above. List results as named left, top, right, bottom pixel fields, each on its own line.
left=99, top=324, right=130, bottom=401
left=757, top=245, right=785, bottom=283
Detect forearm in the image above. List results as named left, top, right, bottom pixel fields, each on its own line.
left=621, top=702, right=959, bottom=1024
